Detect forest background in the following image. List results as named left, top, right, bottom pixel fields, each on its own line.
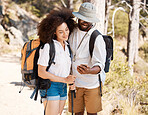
left=0, top=0, right=147, bottom=115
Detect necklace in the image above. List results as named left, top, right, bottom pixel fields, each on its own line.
left=73, top=32, right=88, bottom=62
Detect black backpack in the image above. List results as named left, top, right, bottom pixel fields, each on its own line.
left=30, top=40, right=55, bottom=101
left=89, top=30, right=113, bottom=96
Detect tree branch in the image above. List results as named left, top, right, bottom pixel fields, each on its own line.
left=121, top=0, right=132, bottom=21
left=140, top=6, right=148, bottom=14
left=139, top=21, right=146, bottom=29
left=60, top=0, right=67, bottom=8
left=112, top=7, right=126, bottom=38
left=107, top=0, right=133, bottom=20
left=139, top=1, right=148, bottom=7
left=140, top=14, right=148, bottom=23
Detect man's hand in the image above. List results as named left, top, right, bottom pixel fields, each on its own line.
left=77, top=64, right=90, bottom=74
left=77, top=64, right=101, bottom=74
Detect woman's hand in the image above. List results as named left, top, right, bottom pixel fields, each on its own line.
left=69, top=83, right=76, bottom=90
left=65, top=75, right=76, bottom=84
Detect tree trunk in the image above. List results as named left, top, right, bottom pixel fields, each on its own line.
left=144, top=0, right=146, bottom=8
left=104, top=0, right=111, bottom=34
left=127, top=0, right=140, bottom=75
left=91, top=0, right=105, bottom=34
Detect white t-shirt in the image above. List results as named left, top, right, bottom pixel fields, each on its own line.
left=37, top=40, right=71, bottom=78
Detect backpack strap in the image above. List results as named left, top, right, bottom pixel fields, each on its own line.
left=89, top=30, right=101, bottom=57
left=23, top=41, right=31, bottom=70
left=46, top=40, right=55, bottom=71
left=32, top=42, right=43, bottom=101
left=67, top=44, right=72, bottom=60
left=41, top=41, right=55, bottom=101
left=26, top=40, right=33, bottom=58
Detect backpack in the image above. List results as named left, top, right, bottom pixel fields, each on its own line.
left=21, top=38, right=41, bottom=89
left=89, top=30, right=113, bottom=96
left=20, top=38, right=55, bottom=101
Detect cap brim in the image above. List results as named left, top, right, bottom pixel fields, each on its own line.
left=72, top=12, right=99, bottom=23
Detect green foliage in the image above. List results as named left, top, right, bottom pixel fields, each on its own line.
left=104, top=51, right=133, bottom=93
left=15, top=0, right=32, bottom=4
left=11, top=0, right=63, bottom=17
left=140, top=9, right=148, bottom=17
left=103, top=48, right=148, bottom=114
left=139, top=42, right=148, bottom=63
left=134, top=74, right=148, bottom=114
left=4, top=34, right=10, bottom=44
left=108, top=1, right=147, bottom=39
left=111, top=0, right=122, bottom=5
left=139, top=9, right=148, bottom=38
left=108, top=10, right=129, bottom=38
left=119, top=97, right=140, bottom=115
left=31, top=6, right=41, bottom=17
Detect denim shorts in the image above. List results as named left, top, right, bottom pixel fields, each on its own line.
left=40, top=81, right=67, bottom=101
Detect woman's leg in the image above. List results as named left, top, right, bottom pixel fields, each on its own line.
left=43, top=100, right=60, bottom=115
left=59, top=100, right=66, bottom=115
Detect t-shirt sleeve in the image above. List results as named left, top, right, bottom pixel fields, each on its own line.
left=37, top=43, right=50, bottom=67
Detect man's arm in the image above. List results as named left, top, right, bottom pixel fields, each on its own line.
left=91, top=35, right=106, bottom=73
left=77, top=34, right=106, bottom=75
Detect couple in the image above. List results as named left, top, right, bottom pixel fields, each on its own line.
left=37, top=2, right=106, bottom=115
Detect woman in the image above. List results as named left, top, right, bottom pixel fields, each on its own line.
left=37, top=8, right=76, bottom=115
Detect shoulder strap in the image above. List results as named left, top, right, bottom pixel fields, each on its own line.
left=23, top=40, right=33, bottom=70
left=25, top=40, right=32, bottom=58
left=67, top=44, right=72, bottom=60
left=46, top=40, right=55, bottom=71
left=89, top=30, right=101, bottom=57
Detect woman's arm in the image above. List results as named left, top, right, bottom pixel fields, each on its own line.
left=38, top=64, right=76, bottom=84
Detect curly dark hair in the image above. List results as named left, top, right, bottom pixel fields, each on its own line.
left=37, top=8, right=76, bottom=43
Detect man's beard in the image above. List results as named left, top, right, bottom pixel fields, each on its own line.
left=78, top=22, right=92, bottom=31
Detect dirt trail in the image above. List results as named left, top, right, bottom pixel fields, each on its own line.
left=0, top=52, right=44, bottom=115
left=0, top=52, right=110, bottom=115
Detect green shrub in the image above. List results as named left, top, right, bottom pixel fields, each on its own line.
left=103, top=49, right=148, bottom=114
left=139, top=42, right=148, bottom=63
left=108, top=10, right=129, bottom=38
left=134, top=74, right=148, bottom=114
left=31, top=6, right=41, bottom=17
left=104, top=51, right=133, bottom=93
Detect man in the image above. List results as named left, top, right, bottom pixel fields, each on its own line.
left=68, top=2, right=106, bottom=115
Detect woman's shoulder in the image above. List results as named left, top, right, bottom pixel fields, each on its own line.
left=40, top=43, right=50, bottom=51
left=44, top=43, right=50, bottom=48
